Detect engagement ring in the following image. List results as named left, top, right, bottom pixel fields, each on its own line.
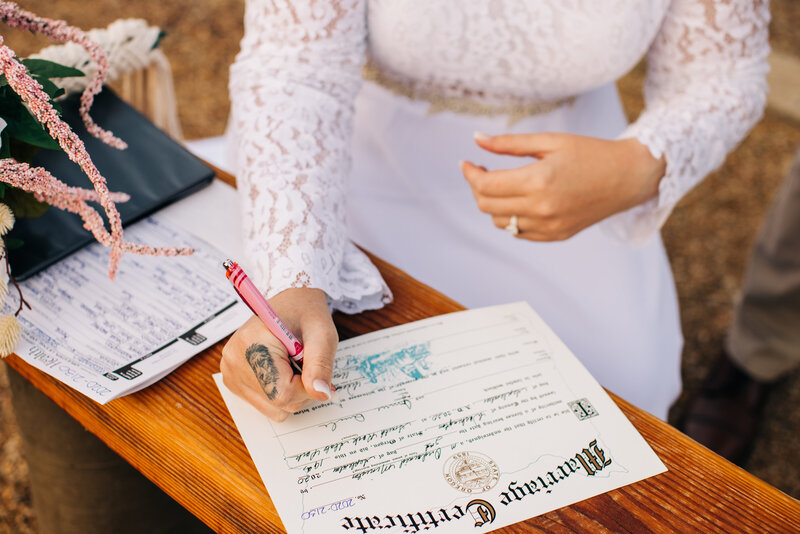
left=505, top=215, right=519, bottom=236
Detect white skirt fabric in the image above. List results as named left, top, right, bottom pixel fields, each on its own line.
left=345, top=81, right=683, bottom=420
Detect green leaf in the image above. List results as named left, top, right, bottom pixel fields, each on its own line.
left=4, top=118, right=60, bottom=151
left=152, top=30, right=167, bottom=50
left=0, top=129, right=10, bottom=159
left=49, top=96, right=63, bottom=116
left=0, top=89, right=60, bottom=151
left=29, top=79, right=64, bottom=115
left=0, top=183, right=5, bottom=198
left=5, top=237, right=24, bottom=250
left=8, top=138, right=42, bottom=164
left=22, top=59, right=84, bottom=79
left=35, top=77, right=66, bottom=102
left=4, top=187, right=49, bottom=219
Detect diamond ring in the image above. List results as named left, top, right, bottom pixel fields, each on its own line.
left=504, top=215, right=519, bottom=236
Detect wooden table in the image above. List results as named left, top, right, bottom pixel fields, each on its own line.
left=5, top=173, right=800, bottom=533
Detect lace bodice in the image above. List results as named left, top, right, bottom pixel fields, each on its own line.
left=228, top=0, right=769, bottom=312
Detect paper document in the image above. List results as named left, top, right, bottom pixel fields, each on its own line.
left=215, top=301, right=667, bottom=533
left=5, top=180, right=251, bottom=403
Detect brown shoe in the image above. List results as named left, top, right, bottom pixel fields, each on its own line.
left=680, top=351, right=771, bottom=466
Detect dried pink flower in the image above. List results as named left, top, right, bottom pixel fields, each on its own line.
left=0, top=1, right=125, bottom=148
left=0, top=161, right=192, bottom=261
left=0, top=2, right=194, bottom=279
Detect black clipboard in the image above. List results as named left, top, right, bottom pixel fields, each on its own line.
left=6, top=88, right=215, bottom=280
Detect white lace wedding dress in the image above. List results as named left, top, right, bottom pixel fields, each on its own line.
left=218, top=0, right=769, bottom=419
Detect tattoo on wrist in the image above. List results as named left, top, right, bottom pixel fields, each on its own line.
left=245, top=344, right=279, bottom=400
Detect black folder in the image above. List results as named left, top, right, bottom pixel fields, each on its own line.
left=6, top=88, right=215, bottom=280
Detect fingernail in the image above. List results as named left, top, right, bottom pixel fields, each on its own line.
left=313, top=379, right=332, bottom=400
left=458, top=160, right=466, bottom=168
left=474, top=131, right=492, bottom=141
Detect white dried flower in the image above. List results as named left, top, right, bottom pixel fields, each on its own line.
left=0, top=314, right=21, bottom=357
left=0, top=203, right=14, bottom=236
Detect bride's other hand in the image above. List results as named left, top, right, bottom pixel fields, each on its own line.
left=461, top=132, right=666, bottom=241
left=220, top=288, right=337, bottom=422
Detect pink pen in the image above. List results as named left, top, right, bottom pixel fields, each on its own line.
left=223, top=259, right=304, bottom=367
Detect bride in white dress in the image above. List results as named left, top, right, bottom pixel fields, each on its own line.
left=216, top=0, right=769, bottom=421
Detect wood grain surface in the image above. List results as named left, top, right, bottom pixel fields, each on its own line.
left=6, top=172, right=799, bottom=533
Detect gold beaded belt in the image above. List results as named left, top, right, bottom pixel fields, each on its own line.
left=362, top=63, right=576, bottom=125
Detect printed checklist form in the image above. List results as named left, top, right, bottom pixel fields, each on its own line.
left=5, top=180, right=252, bottom=403
left=215, top=301, right=667, bottom=534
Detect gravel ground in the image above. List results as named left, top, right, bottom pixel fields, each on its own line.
left=1, top=2, right=799, bottom=532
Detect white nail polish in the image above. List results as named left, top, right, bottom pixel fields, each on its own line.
left=313, top=379, right=332, bottom=400
left=473, top=131, right=492, bottom=141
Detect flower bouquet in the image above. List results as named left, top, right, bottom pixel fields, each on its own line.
left=0, top=1, right=192, bottom=355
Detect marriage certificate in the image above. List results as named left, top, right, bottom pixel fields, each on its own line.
left=215, top=301, right=666, bottom=533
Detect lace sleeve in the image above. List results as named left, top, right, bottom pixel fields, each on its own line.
left=228, top=0, right=391, bottom=313
left=605, top=0, right=770, bottom=243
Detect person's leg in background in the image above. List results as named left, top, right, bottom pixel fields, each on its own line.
left=7, top=368, right=214, bottom=534
left=682, top=144, right=800, bottom=464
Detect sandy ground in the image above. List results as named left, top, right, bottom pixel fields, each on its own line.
left=1, top=1, right=799, bottom=532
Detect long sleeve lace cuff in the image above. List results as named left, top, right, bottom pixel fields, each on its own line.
left=329, top=242, right=393, bottom=314
left=601, top=0, right=770, bottom=245
left=239, top=219, right=392, bottom=315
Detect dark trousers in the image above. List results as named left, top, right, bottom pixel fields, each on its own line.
left=7, top=367, right=214, bottom=534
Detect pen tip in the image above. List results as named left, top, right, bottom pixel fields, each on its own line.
left=222, top=259, right=233, bottom=270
